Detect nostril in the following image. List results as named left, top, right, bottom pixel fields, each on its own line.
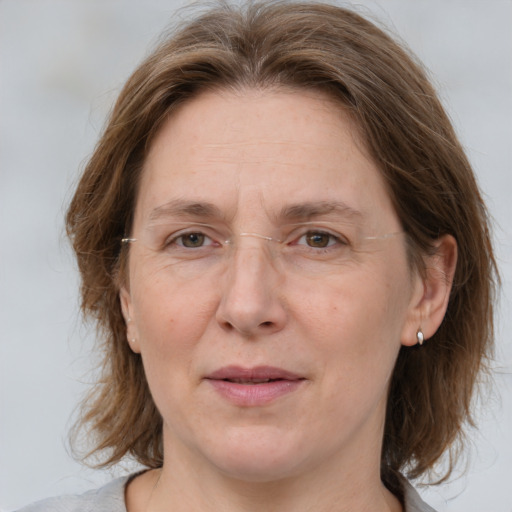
left=222, top=321, right=234, bottom=331
left=261, top=321, right=273, bottom=327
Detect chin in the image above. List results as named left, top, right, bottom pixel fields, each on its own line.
left=202, top=428, right=311, bottom=483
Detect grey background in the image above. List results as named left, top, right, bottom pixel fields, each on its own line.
left=1, top=0, right=511, bottom=510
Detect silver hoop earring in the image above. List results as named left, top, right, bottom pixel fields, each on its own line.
left=416, top=328, right=424, bottom=346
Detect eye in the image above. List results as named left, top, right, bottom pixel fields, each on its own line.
left=173, top=232, right=214, bottom=248
left=296, top=231, right=344, bottom=249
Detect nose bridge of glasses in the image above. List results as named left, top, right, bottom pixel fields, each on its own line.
left=224, top=232, right=283, bottom=260
left=239, top=232, right=282, bottom=243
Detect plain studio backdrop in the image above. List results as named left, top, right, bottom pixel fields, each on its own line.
left=0, top=1, right=511, bottom=510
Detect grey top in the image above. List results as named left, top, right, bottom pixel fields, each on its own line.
left=17, top=474, right=437, bottom=512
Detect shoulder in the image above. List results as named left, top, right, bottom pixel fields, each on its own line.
left=402, top=479, right=438, bottom=512
left=15, top=475, right=132, bottom=512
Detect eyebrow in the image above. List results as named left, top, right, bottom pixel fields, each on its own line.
left=148, top=199, right=224, bottom=222
left=147, top=199, right=363, bottom=224
left=279, top=200, right=363, bottom=222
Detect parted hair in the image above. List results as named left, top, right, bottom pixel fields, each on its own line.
left=66, top=1, right=497, bottom=489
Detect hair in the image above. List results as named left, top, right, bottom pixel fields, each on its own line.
left=66, top=0, right=498, bottom=491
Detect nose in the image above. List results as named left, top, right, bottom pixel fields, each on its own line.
left=216, top=243, right=287, bottom=337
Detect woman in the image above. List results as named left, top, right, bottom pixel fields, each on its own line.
left=18, top=2, right=497, bottom=511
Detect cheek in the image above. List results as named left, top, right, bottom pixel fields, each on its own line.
left=130, top=269, right=217, bottom=361
left=298, top=269, right=409, bottom=343
left=128, top=276, right=214, bottom=417
left=300, top=279, right=406, bottom=431
left=294, top=265, right=410, bottom=378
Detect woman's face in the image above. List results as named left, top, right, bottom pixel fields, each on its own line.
left=121, top=88, right=424, bottom=481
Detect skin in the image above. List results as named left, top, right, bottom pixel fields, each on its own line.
left=121, top=88, right=456, bottom=512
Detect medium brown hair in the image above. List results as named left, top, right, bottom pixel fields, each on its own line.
left=67, top=1, right=498, bottom=488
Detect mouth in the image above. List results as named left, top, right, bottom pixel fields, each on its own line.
left=205, top=366, right=306, bottom=406
left=206, top=366, right=305, bottom=383
left=220, top=378, right=283, bottom=384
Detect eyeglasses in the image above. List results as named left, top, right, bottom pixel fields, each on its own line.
left=121, top=221, right=404, bottom=279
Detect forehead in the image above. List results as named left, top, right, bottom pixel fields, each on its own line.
left=136, top=88, right=398, bottom=230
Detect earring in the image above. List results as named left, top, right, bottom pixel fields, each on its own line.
left=416, top=328, right=424, bottom=346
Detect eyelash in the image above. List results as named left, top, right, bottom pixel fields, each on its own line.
left=165, top=229, right=349, bottom=251
left=166, top=232, right=219, bottom=249
left=293, top=231, right=348, bottom=250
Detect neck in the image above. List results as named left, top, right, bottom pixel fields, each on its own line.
left=135, top=450, right=402, bottom=512
left=127, top=399, right=403, bottom=512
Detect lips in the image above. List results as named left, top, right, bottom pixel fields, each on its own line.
left=205, top=366, right=305, bottom=406
left=207, top=366, right=304, bottom=382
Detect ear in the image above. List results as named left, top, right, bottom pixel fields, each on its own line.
left=119, top=286, right=142, bottom=354
left=401, top=235, right=457, bottom=347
